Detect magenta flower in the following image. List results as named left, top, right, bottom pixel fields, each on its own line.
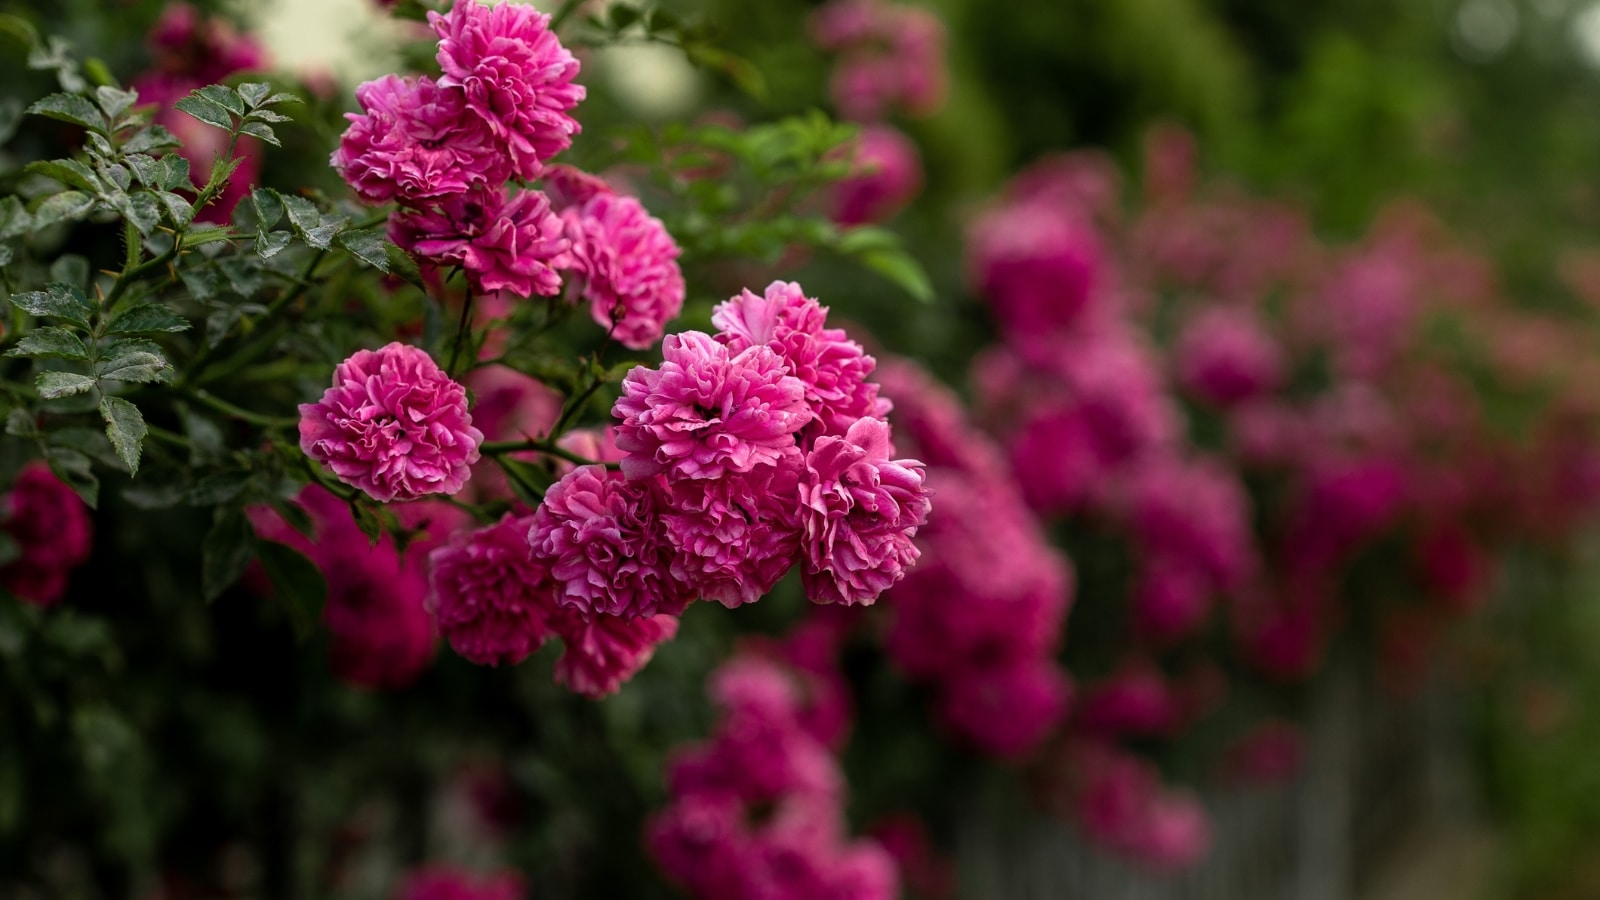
left=968, top=200, right=1104, bottom=358
left=333, top=74, right=512, bottom=204
left=299, top=342, right=484, bottom=503
left=938, top=657, right=1071, bottom=759
left=1075, top=661, right=1181, bottom=737
left=799, top=416, right=931, bottom=605
left=1173, top=306, right=1285, bottom=406
left=661, top=462, right=804, bottom=608
left=527, top=465, right=691, bottom=620
left=556, top=187, right=686, bottom=350
left=391, top=188, right=568, bottom=298
left=713, top=281, right=888, bottom=436
left=552, top=611, right=679, bottom=698
left=830, top=124, right=923, bottom=226
left=430, top=0, right=585, bottom=176
left=0, top=462, right=92, bottom=606
left=613, top=332, right=813, bottom=482
left=427, top=514, right=557, bottom=666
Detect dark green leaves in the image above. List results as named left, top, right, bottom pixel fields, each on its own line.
left=174, top=83, right=297, bottom=147
left=335, top=227, right=393, bottom=272
left=10, top=283, right=93, bottom=329
left=174, top=93, right=234, bottom=131
left=105, top=303, right=190, bottom=335
left=36, top=371, right=96, bottom=399
left=201, top=507, right=257, bottom=602
left=7, top=327, right=89, bottom=361
left=26, top=92, right=106, bottom=133
left=25, top=159, right=99, bottom=192
left=98, top=396, right=145, bottom=474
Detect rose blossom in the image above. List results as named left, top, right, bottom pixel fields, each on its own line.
left=430, top=0, right=586, bottom=175
left=333, top=74, right=512, bottom=204
left=613, top=332, right=813, bottom=482
left=661, top=462, right=804, bottom=608
left=938, top=657, right=1071, bottom=758
left=390, top=188, right=568, bottom=298
left=830, top=124, right=923, bottom=226
left=553, top=611, right=680, bottom=698
left=0, top=462, right=93, bottom=606
left=527, top=465, right=691, bottom=620
left=428, top=514, right=556, bottom=666
left=799, top=416, right=931, bottom=605
left=1173, top=306, right=1285, bottom=406
left=713, top=281, right=888, bottom=436
left=300, top=342, right=483, bottom=503
left=556, top=187, right=686, bottom=350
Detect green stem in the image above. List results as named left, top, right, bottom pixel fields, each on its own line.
left=183, top=389, right=296, bottom=429
left=447, top=287, right=474, bottom=377
left=481, top=438, right=600, bottom=469
left=550, top=366, right=609, bottom=438
left=179, top=248, right=327, bottom=388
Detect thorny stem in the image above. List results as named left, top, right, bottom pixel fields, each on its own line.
left=182, top=388, right=296, bottom=429
left=447, top=287, right=475, bottom=376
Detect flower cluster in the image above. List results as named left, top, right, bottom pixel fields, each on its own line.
left=425, top=281, right=929, bottom=696
left=649, top=647, right=898, bottom=900
left=336, top=0, right=684, bottom=349
left=875, top=360, right=1074, bottom=759
left=1043, top=740, right=1212, bottom=871
left=0, top=462, right=93, bottom=606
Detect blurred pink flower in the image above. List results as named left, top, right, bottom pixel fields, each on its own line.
left=0, top=462, right=92, bottom=606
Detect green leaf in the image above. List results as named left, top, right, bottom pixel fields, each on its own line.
left=7, top=326, right=89, bottom=360
left=25, top=159, right=100, bottom=192
left=106, top=302, right=189, bottom=335
left=153, top=191, right=193, bottom=228
left=31, top=191, right=95, bottom=230
left=94, top=160, right=130, bottom=192
left=0, top=197, right=32, bottom=241
left=157, top=155, right=190, bottom=191
left=279, top=194, right=321, bottom=235
left=49, top=256, right=90, bottom=292
left=37, top=371, right=95, bottom=400
left=98, top=396, right=145, bottom=474
left=303, top=217, right=346, bottom=251
left=114, top=192, right=162, bottom=236
left=5, top=409, right=39, bottom=439
left=122, top=154, right=162, bottom=186
left=45, top=447, right=97, bottom=509
left=179, top=266, right=221, bottom=300
left=10, top=283, right=93, bottom=329
left=250, top=187, right=283, bottom=230
left=122, top=125, right=179, bottom=154
left=27, top=93, right=107, bottom=132
left=262, top=92, right=300, bottom=107
left=179, top=471, right=253, bottom=506
left=97, top=350, right=172, bottom=384
left=47, top=426, right=120, bottom=470
left=237, top=120, right=279, bottom=147
left=201, top=507, right=257, bottom=602
left=93, top=85, right=136, bottom=122
left=174, top=94, right=234, bottom=131
left=183, top=225, right=235, bottom=248
left=237, top=83, right=271, bottom=108
left=385, top=242, right=424, bottom=287
left=246, top=109, right=292, bottom=124
left=335, top=227, right=392, bottom=272
left=255, top=230, right=292, bottom=259
left=257, top=541, right=327, bottom=642
left=198, top=84, right=246, bottom=116
left=856, top=248, right=934, bottom=304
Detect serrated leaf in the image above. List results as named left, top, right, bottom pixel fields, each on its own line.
left=99, top=396, right=145, bottom=474
left=0, top=197, right=32, bottom=241
left=31, top=191, right=95, bottom=230
left=255, top=230, right=292, bottom=259
left=335, top=227, right=392, bottom=272
left=179, top=266, right=220, bottom=300
left=237, top=83, right=271, bottom=108
left=179, top=471, right=252, bottom=506
left=245, top=109, right=291, bottom=123
left=10, top=283, right=93, bottom=329
left=8, top=327, right=88, bottom=361
left=174, top=94, right=234, bottom=131
left=154, top=191, right=193, bottom=227
left=106, top=302, right=189, bottom=335
left=385, top=242, right=424, bottom=287
left=856, top=248, right=934, bottom=304
left=237, top=120, right=279, bottom=147
left=93, top=85, right=136, bottom=121
left=122, top=125, right=179, bottom=154
left=122, top=154, right=162, bottom=186
left=0, top=244, right=12, bottom=267
left=25, top=159, right=99, bottom=192
left=45, top=448, right=97, bottom=509
left=47, top=426, right=121, bottom=470
left=303, top=217, right=346, bottom=250
left=157, top=155, right=191, bottom=191
left=202, top=507, right=256, bottom=601
left=198, top=84, right=246, bottom=116
left=279, top=194, right=321, bottom=235
left=27, top=93, right=106, bottom=132
left=96, top=161, right=131, bottom=192
left=114, top=192, right=162, bottom=236
left=250, top=188, right=283, bottom=230
left=97, top=350, right=172, bottom=384
left=257, top=541, right=327, bottom=642
left=84, top=131, right=114, bottom=157
left=49, top=257, right=89, bottom=291
left=36, top=371, right=95, bottom=399
left=218, top=258, right=264, bottom=297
